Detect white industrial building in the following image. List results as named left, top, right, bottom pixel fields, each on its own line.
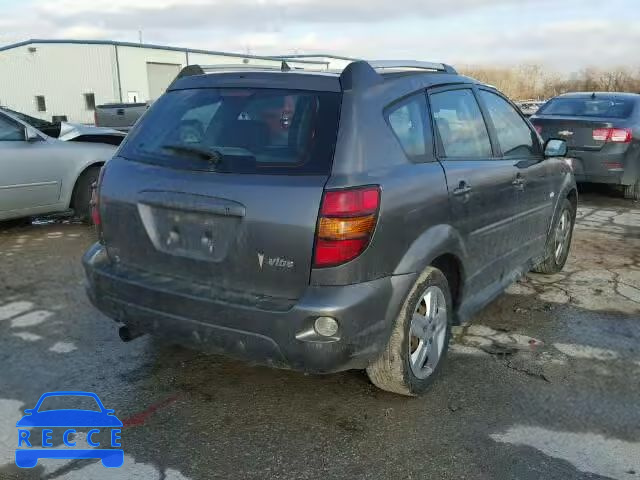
left=0, top=39, right=354, bottom=124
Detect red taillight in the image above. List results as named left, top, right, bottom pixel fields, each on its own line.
left=593, top=128, right=632, bottom=143
left=314, top=186, right=380, bottom=268
left=320, top=188, right=379, bottom=216
left=91, top=168, right=105, bottom=234
left=610, top=128, right=632, bottom=143
left=90, top=190, right=101, bottom=226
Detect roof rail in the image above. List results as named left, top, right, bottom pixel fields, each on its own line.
left=368, top=60, right=457, bottom=74
left=170, top=58, right=458, bottom=91
left=196, top=60, right=294, bottom=72
left=169, top=61, right=295, bottom=87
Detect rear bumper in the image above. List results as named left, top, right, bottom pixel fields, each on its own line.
left=83, top=243, right=415, bottom=373
left=569, top=147, right=639, bottom=185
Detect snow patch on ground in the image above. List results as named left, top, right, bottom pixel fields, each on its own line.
left=554, top=343, right=619, bottom=361
left=49, top=342, right=77, bottom=354
left=13, top=332, right=43, bottom=342
left=0, top=301, right=33, bottom=321
left=491, top=425, right=640, bottom=480
left=11, top=310, right=53, bottom=328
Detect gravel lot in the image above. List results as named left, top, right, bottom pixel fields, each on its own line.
left=0, top=188, right=638, bottom=480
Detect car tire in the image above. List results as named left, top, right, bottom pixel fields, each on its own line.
left=72, top=166, right=101, bottom=224
left=623, top=178, right=640, bottom=201
left=532, top=198, right=575, bottom=274
left=366, top=266, right=452, bottom=396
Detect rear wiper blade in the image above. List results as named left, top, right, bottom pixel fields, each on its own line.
left=161, top=144, right=222, bottom=163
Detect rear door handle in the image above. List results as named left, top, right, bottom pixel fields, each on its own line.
left=453, top=182, right=472, bottom=196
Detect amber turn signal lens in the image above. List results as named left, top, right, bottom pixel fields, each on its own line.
left=317, top=215, right=376, bottom=240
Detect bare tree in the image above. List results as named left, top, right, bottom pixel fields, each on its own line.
left=459, top=64, right=640, bottom=100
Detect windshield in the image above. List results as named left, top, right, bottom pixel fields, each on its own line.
left=538, top=97, right=635, bottom=118
left=119, top=88, right=341, bottom=175
left=1, top=107, right=55, bottom=129
left=0, top=107, right=63, bottom=138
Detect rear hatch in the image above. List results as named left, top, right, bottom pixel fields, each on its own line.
left=531, top=96, right=635, bottom=150
left=100, top=85, right=341, bottom=302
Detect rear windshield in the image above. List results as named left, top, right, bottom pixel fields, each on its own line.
left=538, top=97, right=635, bottom=118
left=119, top=88, right=341, bottom=175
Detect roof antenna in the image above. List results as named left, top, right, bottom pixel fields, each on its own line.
left=281, top=60, right=291, bottom=72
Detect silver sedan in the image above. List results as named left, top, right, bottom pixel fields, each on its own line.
left=0, top=108, right=123, bottom=222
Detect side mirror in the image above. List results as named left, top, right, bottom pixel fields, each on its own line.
left=23, top=409, right=33, bottom=415
left=544, top=139, right=567, bottom=158
left=24, top=127, right=40, bottom=142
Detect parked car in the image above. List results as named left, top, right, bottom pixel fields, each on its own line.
left=94, top=102, right=149, bottom=132
left=530, top=92, right=640, bottom=200
left=1, top=107, right=125, bottom=145
left=0, top=108, right=122, bottom=222
left=516, top=100, right=546, bottom=118
left=83, top=60, right=576, bottom=396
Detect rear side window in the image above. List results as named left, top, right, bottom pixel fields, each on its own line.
left=120, top=88, right=341, bottom=175
left=386, top=94, right=428, bottom=162
left=430, top=89, right=492, bottom=158
left=539, top=97, right=635, bottom=118
left=479, top=90, right=538, bottom=157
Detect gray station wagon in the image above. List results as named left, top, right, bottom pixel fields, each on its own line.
left=83, top=60, right=577, bottom=395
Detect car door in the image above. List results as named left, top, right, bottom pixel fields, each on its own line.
left=427, top=86, right=521, bottom=294
left=476, top=88, right=551, bottom=262
left=0, top=114, right=62, bottom=214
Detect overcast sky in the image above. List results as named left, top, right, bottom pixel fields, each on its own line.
left=1, top=0, right=639, bottom=71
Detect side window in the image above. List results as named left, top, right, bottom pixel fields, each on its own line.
left=385, top=94, right=428, bottom=162
left=0, top=116, right=24, bottom=141
left=429, top=89, right=492, bottom=158
left=479, top=90, right=538, bottom=157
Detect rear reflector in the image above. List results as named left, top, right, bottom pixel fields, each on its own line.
left=593, top=128, right=632, bottom=143
left=314, top=186, right=380, bottom=268
left=314, top=238, right=369, bottom=267
left=604, top=162, right=624, bottom=170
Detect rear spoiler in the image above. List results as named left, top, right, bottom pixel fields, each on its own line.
left=170, top=59, right=457, bottom=91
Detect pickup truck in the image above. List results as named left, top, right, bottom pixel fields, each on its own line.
left=94, top=103, right=149, bottom=132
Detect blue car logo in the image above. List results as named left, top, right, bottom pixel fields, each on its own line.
left=15, top=391, right=123, bottom=468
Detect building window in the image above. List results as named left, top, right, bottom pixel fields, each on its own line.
left=84, top=93, right=96, bottom=111
left=35, top=95, right=46, bottom=112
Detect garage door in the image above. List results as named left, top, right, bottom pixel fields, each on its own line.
left=147, top=62, right=181, bottom=101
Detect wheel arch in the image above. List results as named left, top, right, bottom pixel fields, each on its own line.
left=430, top=253, right=463, bottom=315
left=393, top=224, right=468, bottom=323
left=68, top=161, right=104, bottom=209
left=566, top=187, right=578, bottom=212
